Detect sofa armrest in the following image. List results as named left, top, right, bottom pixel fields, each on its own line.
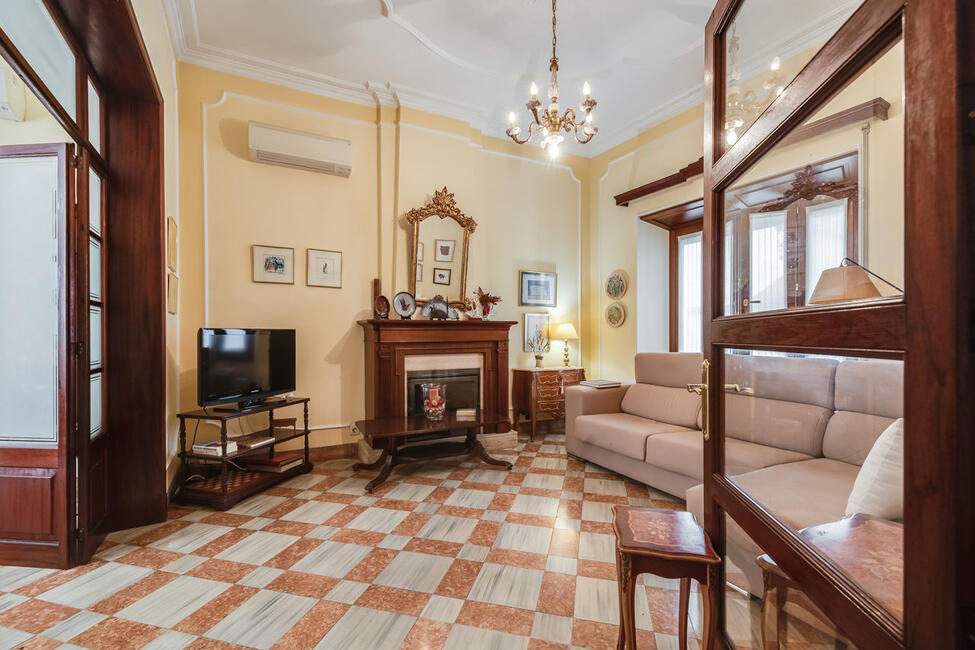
left=565, top=384, right=630, bottom=445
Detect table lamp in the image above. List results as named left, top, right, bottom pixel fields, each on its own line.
left=553, top=323, right=579, bottom=367
left=809, top=258, right=903, bottom=304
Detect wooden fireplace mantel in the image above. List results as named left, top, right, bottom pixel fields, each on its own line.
left=358, top=319, right=517, bottom=433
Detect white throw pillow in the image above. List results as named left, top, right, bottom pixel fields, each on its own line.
left=845, top=418, right=903, bottom=520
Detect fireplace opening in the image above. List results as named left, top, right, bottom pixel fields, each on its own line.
left=407, top=368, right=480, bottom=416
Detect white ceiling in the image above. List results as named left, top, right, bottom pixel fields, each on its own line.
left=165, top=0, right=860, bottom=156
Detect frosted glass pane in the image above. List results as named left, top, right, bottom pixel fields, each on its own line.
left=0, top=0, right=76, bottom=119
left=87, top=79, right=101, bottom=153
left=89, top=170, right=101, bottom=235
left=0, top=155, right=59, bottom=443
left=89, top=306, right=101, bottom=369
left=89, top=237, right=100, bottom=300
left=90, top=372, right=102, bottom=437
left=677, top=231, right=702, bottom=353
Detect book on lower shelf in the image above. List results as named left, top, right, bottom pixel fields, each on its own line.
left=192, top=440, right=237, bottom=456
left=242, top=452, right=304, bottom=473
left=228, top=431, right=275, bottom=449
left=579, top=379, right=623, bottom=389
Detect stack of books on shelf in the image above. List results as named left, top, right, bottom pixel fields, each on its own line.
left=192, top=440, right=237, bottom=456
left=229, top=431, right=275, bottom=449
left=242, top=452, right=304, bottom=473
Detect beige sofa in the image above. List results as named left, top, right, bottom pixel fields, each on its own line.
left=565, top=352, right=902, bottom=594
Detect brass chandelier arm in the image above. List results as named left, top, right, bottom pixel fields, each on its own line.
left=572, top=128, right=595, bottom=145
left=507, top=121, right=538, bottom=145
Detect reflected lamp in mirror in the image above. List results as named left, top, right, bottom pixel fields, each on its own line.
left=554, top=323, right=579, bottom=368
left=809, top=258, right=903, bottom=305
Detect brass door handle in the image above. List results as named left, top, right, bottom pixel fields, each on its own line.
left=687, top=359, right=710, bottom=440
left=724, top=383, right=755, bottom=395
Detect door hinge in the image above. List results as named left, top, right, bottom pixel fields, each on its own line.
left=74, top=527, right=85, bottom=540
left=71, top=341, right=85, bottom=356
left=72, top=155, right=81, bottom=169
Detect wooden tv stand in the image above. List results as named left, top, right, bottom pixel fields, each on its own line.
left=174, top=396, right=312, bottom=510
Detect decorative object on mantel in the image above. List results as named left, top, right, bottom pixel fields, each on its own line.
left=462, top=296, right=480, bottom=320
left=373, top=295, right=390, bottom=319
left=252, top=244, right=294, bottom=284
left=505, top=0, right=598, bottom=158
left=524, top=312, right=551, bottom=367
left=407, top=187, right=476, bottom=308
left=519, top=270, right=557, bottom=308
left=606, top=301, right=626, bottom=328
left=475, top=287, right=502, bottom=320
left=306, top=248, right=342, bottom=288
left=392, top=291, right=417, bottom=319
left=553, top=322, right=579, bottom=367
left=420, top=297, right=459, bottom=320
left=605, top=270, right=627, bottom=299
left=421, top=383, right=446, bottom=421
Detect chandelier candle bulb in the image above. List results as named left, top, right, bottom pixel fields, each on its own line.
left=583, top=81, right=591, bottom=96
left=530, top=82, right=538, bottom=97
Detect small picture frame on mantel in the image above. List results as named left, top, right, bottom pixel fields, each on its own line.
left=252, top=245, right=294, bottom=284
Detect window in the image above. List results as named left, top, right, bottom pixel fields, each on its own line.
left=677, top=231, right=702, bottom=352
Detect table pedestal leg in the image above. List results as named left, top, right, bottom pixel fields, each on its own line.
left=360, top=451, right=394, bottom=494
left=468, top=429, right=512, bottom=469
left=679, top=577, right=690, bottom=650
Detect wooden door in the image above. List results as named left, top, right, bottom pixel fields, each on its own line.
left=701, top=0, right=972, bottom=648
left=0, top=143, right=75, bottom=568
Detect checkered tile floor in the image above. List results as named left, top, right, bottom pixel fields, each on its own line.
left=0, top=428, right=825, bottom=649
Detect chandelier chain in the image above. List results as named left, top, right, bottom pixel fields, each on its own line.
left=552, top=0, right=557, bottom=59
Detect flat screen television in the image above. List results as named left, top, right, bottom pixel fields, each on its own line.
left=197, top=328, right=296, bottom=408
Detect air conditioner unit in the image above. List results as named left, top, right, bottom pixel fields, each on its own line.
left=248, top=121, right=351, bottom=177
left=0, top=66, right=26, bottom=122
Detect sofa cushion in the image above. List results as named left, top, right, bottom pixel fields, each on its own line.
left=725, top=393, right=833, bottom=457
left=646, top=431, right=812, bottom=482
left=621, top=384, right=701, bottom=430
left=573, top=413, right=693, bottom=461
left=845, top=418, right=903, bottom=520
left=634, top=352, right=702, bottom=387
left=823, top=359, right=903, bottom=465
left=726, top=354, right=837, bottom=410
left=822, top=411, right=897, bottom=465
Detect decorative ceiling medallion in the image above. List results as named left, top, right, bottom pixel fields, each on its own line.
left=505, top=0, right=599, bottom=158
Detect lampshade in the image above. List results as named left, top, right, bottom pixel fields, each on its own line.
left=554, top=323, right=579, bottom=339
left=808, top=265, right=882, bottom=304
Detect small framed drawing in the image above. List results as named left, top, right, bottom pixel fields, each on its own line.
left=166, top=216, right=177, bottom=272
left=519, top=270, right=557, bottom=307
left=307, top=248, right=342, bottom=288
left=434, top=239, right=456, bottom=262
left=415, top=263, right=423, bottom=283
left=167, top=273, right=178, bottom=314
left=252, top=245, right=294, bottom=284
left=523, top=312, right=551, bottom=352
left=417, top=242, right=424, bottom=262
left=433, top=267, right=451, bottom=285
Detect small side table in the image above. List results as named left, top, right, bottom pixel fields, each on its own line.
left=613, top=506, right=720, bottom=650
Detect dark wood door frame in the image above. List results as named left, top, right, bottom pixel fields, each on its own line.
left=702, top=0, right=974, bottom=648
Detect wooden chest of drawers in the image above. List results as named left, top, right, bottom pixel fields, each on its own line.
left=511, top=367, right=586, bottom=440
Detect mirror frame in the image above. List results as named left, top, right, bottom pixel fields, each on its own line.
left=406, top=187, right=477, bottom=308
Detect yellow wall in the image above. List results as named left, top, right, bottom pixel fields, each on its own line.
left=176, top=64, right=590, bottom=454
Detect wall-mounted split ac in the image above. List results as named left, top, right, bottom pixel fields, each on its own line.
left=247, top=121, right=351, bottom=177
left=0, top=66, right=26, bottom=122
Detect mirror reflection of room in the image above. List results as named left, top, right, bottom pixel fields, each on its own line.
left=415, top=216, right=463, bottom=302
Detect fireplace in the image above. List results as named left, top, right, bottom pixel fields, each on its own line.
left=407, top=368, right=480, bottom=416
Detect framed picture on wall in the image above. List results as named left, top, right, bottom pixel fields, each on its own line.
left=415, top=263, right=423, bottom=283
left=252, top=245, right=294, bottom=284
left=523, top=312, right=551, bottom=352
left=434, top=239, right=456, bottom=262
left=417, top=241, right=424, bottom=261
left=433, top=267, right=451, bottom=285
left=167, top=216, right=177, bottom=272
left=307, top=248, right=342, bottom=288
left=167, top=273, right=178, bottom=314
left=519, top=270, right=557, bottom=307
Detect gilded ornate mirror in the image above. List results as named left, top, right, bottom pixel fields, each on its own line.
left=406, top=187, right=476, bottom=307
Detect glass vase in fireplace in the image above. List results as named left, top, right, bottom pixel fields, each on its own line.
left=421, top=383, right=446, bottom=420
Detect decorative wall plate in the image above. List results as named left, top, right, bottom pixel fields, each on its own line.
left=374, top=295, right=390, bottom=319
left=392, top=291, right=417, bottom=319
left=606, top=301, right=627, bottom=328
left=606, top=271, right=627, bottom=299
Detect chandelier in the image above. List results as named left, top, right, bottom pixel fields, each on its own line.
left=724, top=23, right=784, bottom=146
left=505, top=0, right=597, bottom=158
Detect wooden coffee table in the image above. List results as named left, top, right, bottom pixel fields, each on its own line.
left=352, top=410, right=513, bottom=493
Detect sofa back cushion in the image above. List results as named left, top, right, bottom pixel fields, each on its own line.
left=634, top=352, right=703, bottom=387
left=621, top=353, right=703, bottom=429
left=723, top=354, right=838, bottom=456
left=823, top=359, right=903, bottom=465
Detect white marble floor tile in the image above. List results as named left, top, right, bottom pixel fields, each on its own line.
left=116, top=576, right=229, bottom=628
left=532, top=457, right=568, bottom=471
left=421, top=595, right=465, bottom=623
left=583, top=477, right=627, bottom=496
left=494, top=523, right=553, bottom=555
left=578, top=531, right=617, bottom=562
left=206, top=590, right=316, bottom=648
left=457, top=544, right=490, bottom=562
left=415, top=514, right=478, bottom=543
left=104, top=521, right=165, bottom=544
left=373, top=551, right=453, bottom=593
left=39, top=610, right=107, bottom=642
left=521, top=473, right=565, bottom=490
left=160, top=555, right=208, bottom=575
left=345, top=507, right=410, bottom=534
left=545, top=555, right=578, bottom=575
left=443, top=488, right=495, bottom=510
left=280, top=473, right=325, bottom=489
left=290, top=541, right=373, bottom=578
left=149, top=523, right=234, bottom=554
left=94, top=543, right=139, bottom=561
left=378, top=534, right=411, bottom=550
left=581, top=500, right=616, bottom=523
left=382, top=482, right=437, bottom=502
left=0, top=626, right=32, bottom=650
left=315, top=606, right=416, bottom=650
left=279, top=500, right=346, bottom=525
left=37, top=562, right=153, bottom=609
left=296, top=490, right=323, bottom=500
left=306, top=525, right=339, bottom=540
left=532, top=612, right=573, bottom=644
left=215, top=531, right=300, bottom=565
left=324, top=580, right=370, bottom=604
left=352, top=496, right=379, bottom=507
left=413, top=502, right=441, bottom=515
left=465, top=468, right=509, bottom=484
left=538, top=444, right=562, bottom=454
left=225, top=493, right=287, bottom=516
left=329, top=477, right=373, bottom=494
left=481, top=510, right=507, bottom=522
left=0, top=594, right=27, bottom=614
left=574, top=576, right=620, bottom=624
left=0, top=566, right=56, bottom=592
left=238, top=566, right=285, bottom=589
left=442, top=624, right=529, bottom=650
left=511, top=494, right=560, bottom=518
left=555, top=517, right=581, bottom=531
left=467, top=563, right=544, bottom=610
left=240, top=517, right=273, bottom=531
left=141, top=629, right=198, bottom=649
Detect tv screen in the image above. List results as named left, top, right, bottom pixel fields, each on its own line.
left=197, top=328, right=295, bottom=407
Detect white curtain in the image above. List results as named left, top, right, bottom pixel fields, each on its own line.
left=748, top=211, right=787, bottom=312
left=678, top=231, right=703, bottom=352
left=805, top=200, right=848, bottom=303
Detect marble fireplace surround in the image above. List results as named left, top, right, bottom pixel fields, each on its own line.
left=357, top=319, right=518, bottom=462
